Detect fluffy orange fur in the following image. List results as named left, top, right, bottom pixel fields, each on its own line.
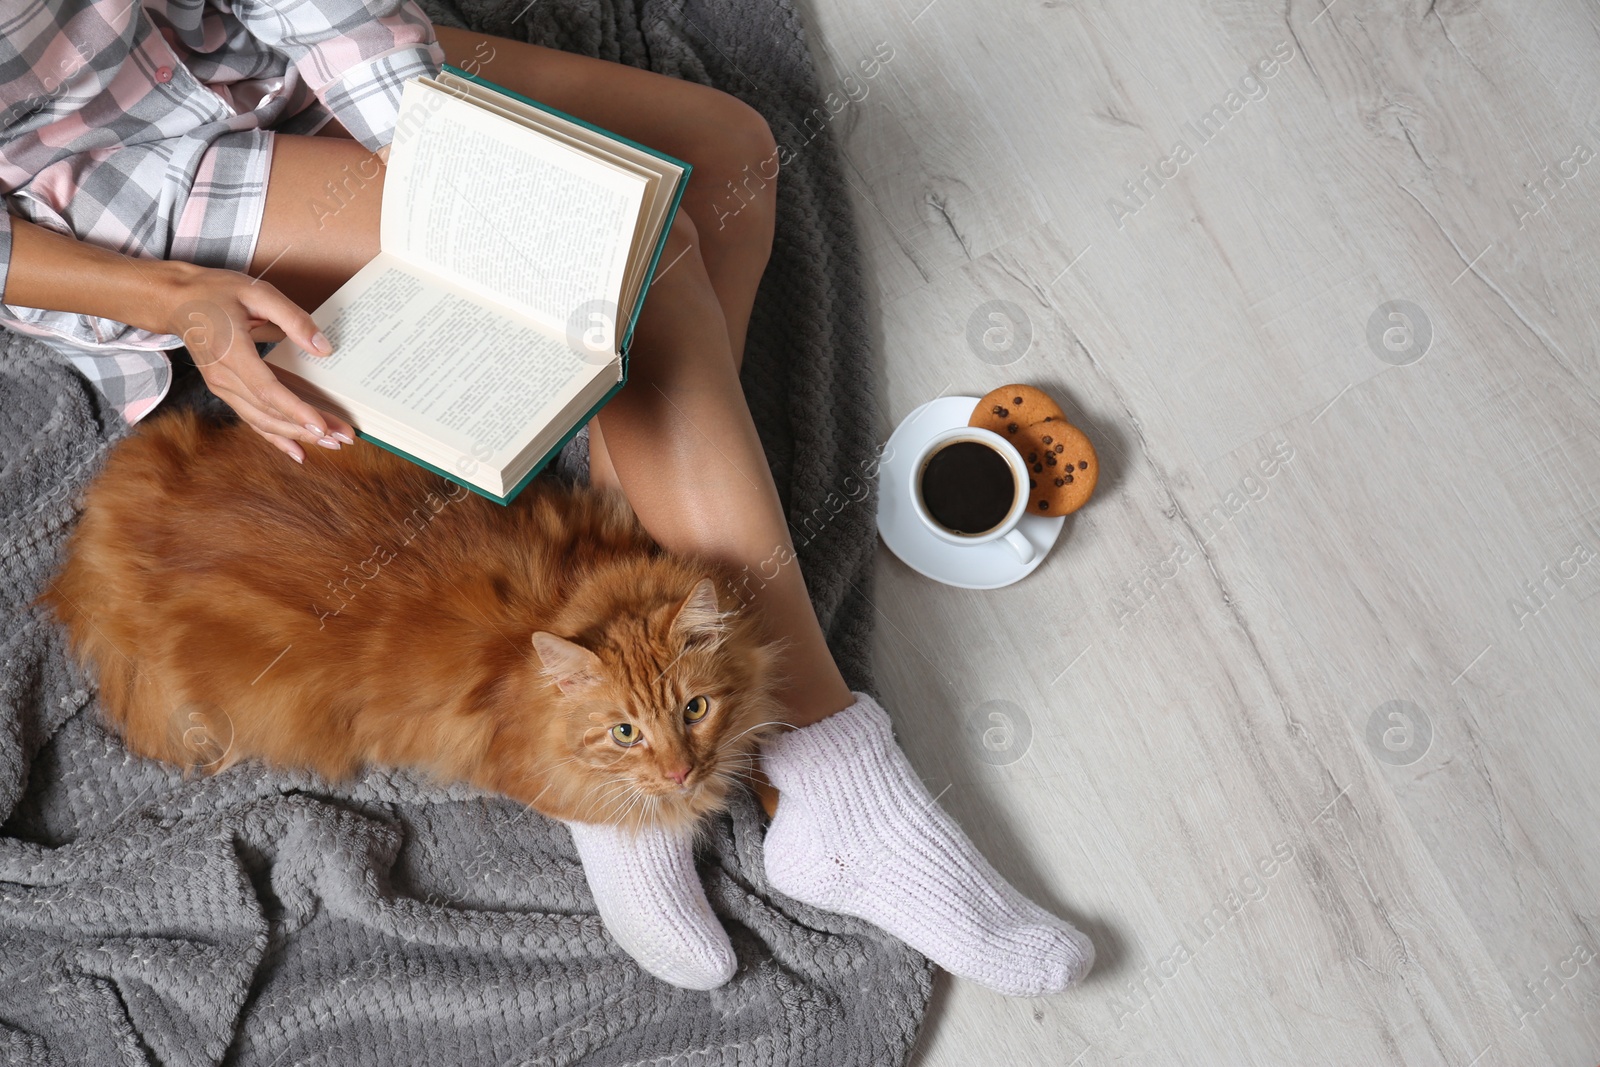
left=38, top=408, right=789, bottom=832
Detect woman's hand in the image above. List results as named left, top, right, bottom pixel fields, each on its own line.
left=4, top=217, right=354, bottom=463
left=157, top=262, right=356, bottom=464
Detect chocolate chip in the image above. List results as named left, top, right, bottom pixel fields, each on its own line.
left=1054, top=477, right=1064, bottom=486
left=992, top=405, right=1008, bottom=417
left=1032, top=462, right=1043, bottom=473
left=1065, top=473, right=1074, bottom=483
left=1013, top=396, right=1023, bottom=405
left=1042, top=434, right=1053, bottom=444
left=1038, top=500, right=1050, bottom=511
left=1029, top=478, right=1037, bottom=488
left=1027, top=451, right=1038, bottom=462
left=1054, top=444, right=1064, bottom=454
left=1007, top=422, right=1019, bottom=434
left=1045, top=453, right=1057, bottom=466
left=1078, top=460, right=1088, bottom=470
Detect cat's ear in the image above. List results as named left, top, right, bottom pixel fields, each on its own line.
left=531, top=632, right=605, bottom=694
left=671, top=577, right=726, bottom=646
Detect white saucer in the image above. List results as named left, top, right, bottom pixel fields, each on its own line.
left=876, top=396, right=1065, bottom=589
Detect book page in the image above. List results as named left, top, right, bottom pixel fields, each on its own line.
left=433, top=70, right=681, bottom=181
left=426, top=72, right=684, bottom=347
left=264, top=254, right=600, bottom=469
left=426, top=74, right=664, bottom=305
left=382, top=81, right=647, bottom=339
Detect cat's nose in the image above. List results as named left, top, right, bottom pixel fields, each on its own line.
left=666, top=765, right=690, bottom=786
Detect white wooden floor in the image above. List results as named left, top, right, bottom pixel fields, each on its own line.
left=796, top=1, right=1600, bottom=1063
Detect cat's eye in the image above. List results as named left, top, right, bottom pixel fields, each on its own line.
left=610, top=722, right=642, bottom=746
left=683, top=695, right=710, bottom=723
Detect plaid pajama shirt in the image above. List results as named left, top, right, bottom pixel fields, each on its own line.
left=0, top=0, right=444, bottom=424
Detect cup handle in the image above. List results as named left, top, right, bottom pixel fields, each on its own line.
left=1002, top=528, right=1035, bottom=564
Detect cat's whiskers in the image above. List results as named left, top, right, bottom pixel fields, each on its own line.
left=589, top=777, right=638, bottom=813
left=609, top=783, right=656, bottom=830
left=540, top=755, right=585, bottom=777
left=620, top=790, right=652, bottom=831
left=578, top=779, right=632, bottom=819
left=713, top=764, right=761, bottom=786
left=523, top=753, right=611, bottom=810
left=712, top=770, right=759, bottom=792
left=597, top=771, right=667, bottom=829
left=599, top=794, right=637, bottom=829
left=551, top=752, right=613, bottom=775
left=710, top=759, right=754, bottom=782
left=523, top=778, right=560, bottom=809
left=699, top=768, right=750, bottom=811
left=723, top=720, right=792, bottom=746
left=709, top=751, right=762, bottom=780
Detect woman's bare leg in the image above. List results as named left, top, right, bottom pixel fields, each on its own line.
left=427, top=29, right=776, bottom=495
left=432, top=31, right=856, bottom=735
left=247, top=38, right=1097, bottom=997
left=249, top=40, right=855, bottom=746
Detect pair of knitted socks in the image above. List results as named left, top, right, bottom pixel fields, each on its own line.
left=565, top=691, right=1094, bottom=997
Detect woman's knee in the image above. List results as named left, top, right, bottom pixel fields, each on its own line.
left=693, top=97, right=779, bottom=241
left=626, top=211, right=740, bottom=379
left=651, top=209, right=706, bottom=290
left=715, top=97, right=780, bottom=184
left=665, top=206, right=700, bottom=256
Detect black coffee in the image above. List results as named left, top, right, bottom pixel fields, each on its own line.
left=919, top=439, right=1017, bottom=535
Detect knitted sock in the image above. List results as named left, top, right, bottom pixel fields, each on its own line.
left=760, top=692, right=1095, bottom=996
left=565, top=819, right=736, bottom=990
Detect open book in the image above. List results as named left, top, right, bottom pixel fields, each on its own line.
left=263, top=64, right=690, bottom=503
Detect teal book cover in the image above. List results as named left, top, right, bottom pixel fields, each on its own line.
left=358, top=66, right=693, bottom=507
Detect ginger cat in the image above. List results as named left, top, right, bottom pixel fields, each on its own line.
left=39, top=408, right=787, bottom=832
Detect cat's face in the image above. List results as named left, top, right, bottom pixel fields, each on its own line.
left=531, top=576, right=785, bottom=831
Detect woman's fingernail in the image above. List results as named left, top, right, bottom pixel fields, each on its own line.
left=304, top=422, right=326, bottom=438
left=288, top=450, right=304, bottom=464
left=332, top=431, right=355, bottom=445
left=311, top=331, right=332, bottom=353
left=317, top=437, right=341, bottom=450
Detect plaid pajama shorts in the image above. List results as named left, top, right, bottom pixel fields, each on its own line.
left=0, top=0, right=444, bottom=425
left=5, top=125, right=308, bottom=423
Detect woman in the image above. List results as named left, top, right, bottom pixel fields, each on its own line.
left=0, top=0, right=1091, bottom=995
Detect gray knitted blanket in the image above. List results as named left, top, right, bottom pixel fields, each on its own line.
left=0, top=0, right=933, bottom=1062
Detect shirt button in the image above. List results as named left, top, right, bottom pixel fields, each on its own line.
left=154, top=66, right=173, bottom=83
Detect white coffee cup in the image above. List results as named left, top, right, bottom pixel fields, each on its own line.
left=910, top=426, right=1036, bottom=563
